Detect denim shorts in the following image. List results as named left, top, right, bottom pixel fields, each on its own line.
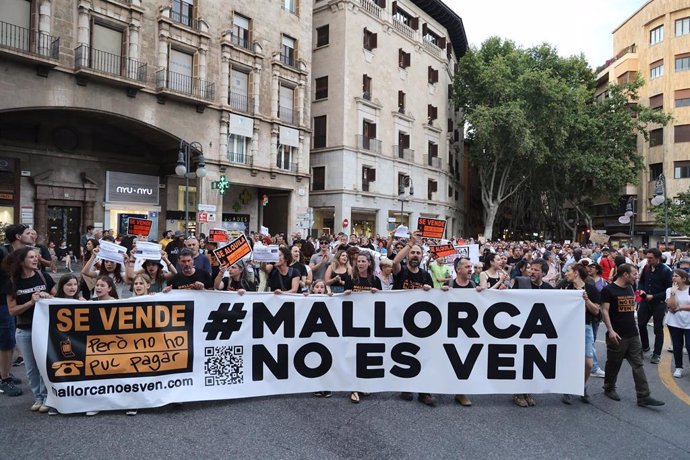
left=584, top=323, right=594, bottom=359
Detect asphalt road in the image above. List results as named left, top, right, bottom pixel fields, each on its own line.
left=2, top=327, right=689, bottom=459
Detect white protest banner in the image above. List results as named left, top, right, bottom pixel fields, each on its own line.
left=446, top=244, right=481, bottom=265
left=252, top=244, right=280, bottom=263
left=260, top=226, right=269, bottom=235
left=97, top=240, right=126, bottom=265
left=34, top=290, right=584, bottom=414
left=393, top=225, right=410, bottom=238
left=135, top=242, right=162, bottom=260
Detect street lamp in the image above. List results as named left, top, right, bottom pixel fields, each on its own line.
left=176, top=140, right=207, bottom=235
left=618, top=197, right=636, bottom=241
left=650, top=173, right=668, bottom=247
left=398, top=175, right=414, bottom=227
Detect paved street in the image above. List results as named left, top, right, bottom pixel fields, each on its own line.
left=2, top=326, right=690, bottom=459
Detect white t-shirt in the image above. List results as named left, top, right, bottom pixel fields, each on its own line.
left=666, top=287, right=690, bottom=329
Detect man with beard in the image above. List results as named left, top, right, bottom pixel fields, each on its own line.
left=392, top=233, right=435, bottom=406
left=166, top=249, right=213, bottom=290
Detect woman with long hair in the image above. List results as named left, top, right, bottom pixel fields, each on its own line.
left=5, top=247, right=56, bottom=413
left=666, top=268, right=690, bottom=378
left=56, top=274, right=83, bottom=300
left=325, top=250, right=351, bottom=294
left=261, top=247, right=300, bottom=294
left=129, top=253, right=177, bottom=294
left=81, top=247, right=131, bottom=299
left=214, top=259, right=257, bottom=294
left=289, top=245, right=311, bottom=293
left=91, top=276, right=118, bottom=302
left=479, top=253, right=507, bottom=290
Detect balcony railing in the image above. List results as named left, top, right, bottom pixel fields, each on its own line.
left=156, top=68, right=215, bottom=101
left=228, top=152, right=252, bottom=166
left=276, top=158, right=298, bottom=172
left=280, top=46, right=296, bottom=68
left=75, top=45, right=147, bottom=82
left=359, top=0, right=382, bottom=18
left=423, top=39, right=442, bottom=58
left=228, top=92, right=253, bottom=114
left=0, top=21, right=60, bottom=60
left=424, top=155, right=441, bottom=168
left=170, top=10, right=199, bottom=30
left=392, top=17, right=415, bottom=40
left=279, top=106, right=295, bottom=124
left=230, top=32, right=250, bottom=50
left=394, top=145, right=415, bottom=161
left=356, top=135, right=382, bottom=153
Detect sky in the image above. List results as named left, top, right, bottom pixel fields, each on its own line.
left=447, top=0, right=649, bottom=68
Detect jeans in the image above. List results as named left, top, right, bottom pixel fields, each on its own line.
left=604, top=334, right=650, bottom=399
left=637, top=301, right=666, bottom=356
left=584, top=324, right=594, bottom=358
left=591, top=320, right=602, bottom=370
left=15, top=328, right=46, bottom=404
left=668, top=325, right=690, bottom=369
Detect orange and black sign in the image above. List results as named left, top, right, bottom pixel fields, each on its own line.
left=417, top=218, right=446, bottom=239
left=127, top=218, right=153, bottom=237
left=46, top=301, right=193, bottom=382
left=209, top=229, right=228, bottom=243
left=429, top=244, right=457, bottom=259
left=213, top=234, right=251, bottom=267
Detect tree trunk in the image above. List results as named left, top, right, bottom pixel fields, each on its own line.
left=483, top=203, right=499, bottom=240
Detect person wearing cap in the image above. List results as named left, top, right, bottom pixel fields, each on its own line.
left=678, top=256, right=690, bottom=273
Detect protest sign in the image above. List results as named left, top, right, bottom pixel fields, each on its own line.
left=260, top=226, right=269, bottom=235
left=209, top=229, right=229, bottom=243
left=98, top=240, right=126, bottom=265
left=252, top=244, right=279, bottom=263
left=213, top=234, right=252, bottom=267
left=393, top=225, right=410, bottom=238
left=429, top=244, right=457, bottom=259
left=417, top=218, right=446, bottom=239
left=127, top=218, right=152, bottom=237
left=35, top=289, right=584, bottom=414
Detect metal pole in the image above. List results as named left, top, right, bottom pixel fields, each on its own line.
left=664, top=175, right=669, bottom=246
left=400, top=197, right=404, bottom=227
left=184, top=146, right=189, bottom=235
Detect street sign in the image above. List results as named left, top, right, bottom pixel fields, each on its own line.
left=198, top=212, right=208, bottom=223
left=198, top=204, right=216, bottom=212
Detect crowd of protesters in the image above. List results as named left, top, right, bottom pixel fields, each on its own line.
left=3, top=222, right=689, bottom=415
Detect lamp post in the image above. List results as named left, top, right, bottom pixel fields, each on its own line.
left=175, top=140, right=207, bottom=235
left=625, top=197, right=636, bottom=240
left=398, top=176, right=414, bottom=227
left=650, top=173, right=668, bottom=247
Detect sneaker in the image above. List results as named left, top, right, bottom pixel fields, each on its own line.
left=454, top=394, right=472, bottom=406
left=667, top=346, right=674, bottom=353
left=125, top=409, right=137, bottom=416
left=85, top=411, right=99, bottom=416
left=48, top=407, right=59, bottom=416
left=524, top=394, right=536, bottom=406
left=637, top=396, right=665, bottom=407
left=7, top=374, right=21, bottom=385
left=417, top=393, right=435, bottom=407
left=673, top=368, right=684, bottom=378
left=313, top=391, right=324, bottom=397
left=0, top=380, right=22, bottom=397
left=12, top=356, right=24, bottom=367
left=399, top=392, right=413, bottom=401
left=642, top=347, right=650, bottom=353
left=590, top=368, right=605, bottom=378
left=561, top=394, right=572, bottom=405
left=512, top=394, right=528, bottom=407
left=322, top=391, right=332, bottom=398
left=650, top=354, right=660, bottom=364
left=580, top=389, right=591, bottom=404
left=604, top=389, right=621, bottom=401
left=38, top=404, right=49, bottom=413
left=30, top=402, right=42, bottom=411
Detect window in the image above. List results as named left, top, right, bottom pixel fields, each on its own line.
left=316, top=25, right=329, bottom=47
left=427, top=104, right=438, bottom=122
left=649, top=93, right=663, bottom=110
left=363, top=28, right=377, bottom=51
left=650, top=163, right=663, bottom=181
left=362, top=120, right=377, bottom=150
left=428, top=66, right=438, bottom=84
left=650, top=128, right=664, bottom=147
left=227, top=134, right=250, bottom=164
left=280, top=34, right=296, bottom=67
left=398, top=90, right=406, bottom=112
left=315, top=76, right=328, bottom=100
left=168, top=48, right=194, bottom=93
left=676, top=55, right=690, bottom=72
left=675, top=124, right=690, bottom=143
left=675, top=161, right=690, bottom=179
left=313, top=115, right=327, bottom=148
left=362, top=166, right=376, bottom=192
left=229, top=68, right=250, bottom=111
left=650, top=25, right=664, bottom=45
left=397, top=131, right=410, bottom=158
left=232, top=14, right=251, bottom=49
left=358, top=75, right=371, bottom=100
left=427, top=141, right=438, bottom=166
left=172, top=0, right=194, bottom=28
left=91, top=23, right=124, bottom=75
left=427, top=179, right=437, bottom=200
left=448, top=185, right=452, bottom=197
left=279, top=84, right=295, bottom=123
left=398, top=173, right=409, bottom=195
left=312, top=166, right=325, bottom=191
left=277, top=143, right=296, bottom=171
left=447, top=119, right=453, bottom=132
left=650, top=61, right=664, bottom=80
left=676, top=89, right=690, bottom=107
left=617, top=71, right=637, bottom=84
left=677, top=17, right=690, bottom=36
left=283, top=0, right=297, bottom=14
left=398, top=49, right=410, bottom=68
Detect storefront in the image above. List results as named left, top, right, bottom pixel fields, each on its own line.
left=104, top=171, right=160, bottom=238
left=0, top=157, right=19, bottom=225
left=352, top=210, right=377, bottom=237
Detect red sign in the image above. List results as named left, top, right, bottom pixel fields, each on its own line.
left=209, top=229, right=228, bottom=243
left=127, top=218, right=152, bottom=237
left=429, top=244, right=457, bottom=259
left=213, top=234, right=252, bottom=267
left=417, top=218, right=446, bottom=239
left=198, top=212, right=208, bottom=223
left=343, top=219, right=349, bottom=228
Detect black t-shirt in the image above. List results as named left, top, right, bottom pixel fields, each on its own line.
left=328, top=269, right=351, bottom=294
left=451, top=279, right=476, bottom=289
left=220, top=277, right=257, bottom=292
left=13, top=271, right=56, bottom=329
left=170, top=270, right=213, bottom=290
left=512, top=279, right=553, bottom=290
left=600, top=283, right=638, bottom=338
left=267, top=267, right=300, bottom=292
left=564, top=282, right=600, bottom=324
left=345, top=275, right=382, bottom=292
left=393, top=266, right=433, bottom=290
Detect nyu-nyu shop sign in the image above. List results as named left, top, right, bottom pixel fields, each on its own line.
left=106, top=172, right=159, bottom=205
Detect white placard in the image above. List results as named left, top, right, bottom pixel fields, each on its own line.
left=260, top=226, right=269, bottom=235
left=252, top=244, right=280, bottom=263
left=97, top=240, right=126, bottom=265
left=394, top=225, right=410, bottom=238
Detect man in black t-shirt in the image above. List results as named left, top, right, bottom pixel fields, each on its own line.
left=392, top=234, right=435, bottom=406
left=167, top=249, right=213, bottom=290
left=600, top=263, right=664, bottom=407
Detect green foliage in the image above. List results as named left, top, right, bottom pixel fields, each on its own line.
left=651, top=189, right=690, bottom=237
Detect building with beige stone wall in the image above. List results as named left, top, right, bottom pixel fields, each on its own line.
left=0, top=0, right=313, bottom=249
left=309, top=0, right=466, bottom=238
left=595, top=0, right=690, bottom=246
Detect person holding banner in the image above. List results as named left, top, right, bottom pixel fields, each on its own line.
left=56, top=274, right=84, bottom=301
left=309, top=238, right=332, bottom=282
left=290, top=245, right=311, bottom=293
left=392, top=234, right=435, bottom=406
left=129, top=254, right=177, bottom=294
left=81, top=247, right=131, bottom=299
left=5, top=247, right=56, bottom=412
left=167, top=249, right=213, bottom=291
left=180, top=236, right=212, bottom=277
left=429, top=256, right=452, bottom=289
left=376, top=257, right=394, bottom=291
left=480, top=253, right=508, bottom=290
left=214, top=259, right=256, bottom=293
left=262, top=247, right=300, bottom=294
left=325, top=250, right=352, bottom=294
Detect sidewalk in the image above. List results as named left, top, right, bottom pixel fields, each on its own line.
left=47, top=260, right=84, bottom=283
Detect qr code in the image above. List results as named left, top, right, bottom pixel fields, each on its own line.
left=204, top=346, right=244, bottom=386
